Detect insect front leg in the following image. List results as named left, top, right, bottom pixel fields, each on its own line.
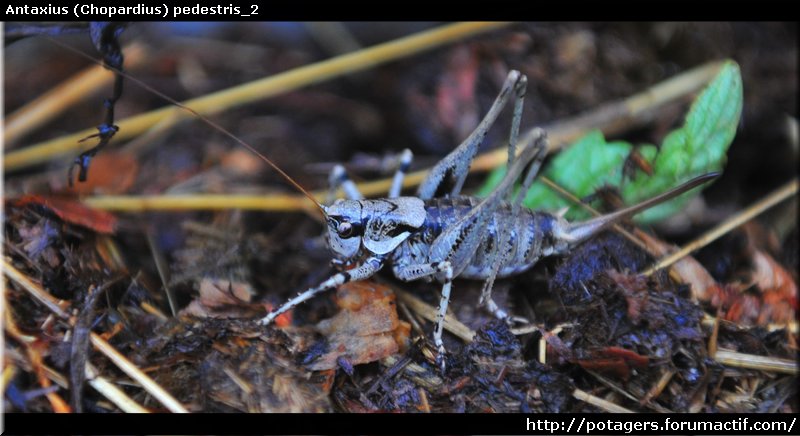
left=392, top=261, right=453, bottom=372
left=260, top=257, right=384, bottom=325
left=417, top=70, right=527, bottom=200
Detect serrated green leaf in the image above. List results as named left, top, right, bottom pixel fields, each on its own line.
left=624, top=60, right=742, bottom=222
left=477, top=60, right=742, bottom=224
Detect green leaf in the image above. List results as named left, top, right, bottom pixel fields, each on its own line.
left=624, top=60, right=742, bottom=222
left=477, top=60, right=742, bottom=223
left=525, top=131, right=632, bottom=218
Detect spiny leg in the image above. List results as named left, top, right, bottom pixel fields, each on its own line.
left=417, top=70, right=528, bottom=200
left=418, top=139, right=544, bottom=344
left=392, top=261, right=453, bottom=372
left=327, top=147, right=413, bottom=202
left=261, top=257, right=384, bottom=325
left=327, top=164, right=364, bottom=202
left=505, top=74, right=527, bottom=169
left=388, top=148, right=413, bottom=198
left=427, top=128, right=546, bottom=279
left=476, top=70, right=531, bottom=313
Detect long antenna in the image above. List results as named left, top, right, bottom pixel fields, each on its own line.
left=45, top=36, right=327, bottom=217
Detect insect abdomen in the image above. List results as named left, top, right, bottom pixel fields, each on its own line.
left=461, top=202, right=560, bottom=279
left=395, top=197, right=562, bottom=280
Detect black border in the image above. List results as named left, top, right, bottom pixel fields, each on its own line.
left=1, top=0, right=793, bottom=21
left=4, top=412, right=800, bottom=435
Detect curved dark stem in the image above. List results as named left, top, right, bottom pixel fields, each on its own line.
left=69, top=22, right=127, bottom=186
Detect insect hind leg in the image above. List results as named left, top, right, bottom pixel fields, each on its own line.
left=416, top=70, right=528, bottom=200
left=479, top=130, right=548, bottom=314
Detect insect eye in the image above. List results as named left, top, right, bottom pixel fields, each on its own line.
left=337, top=221, right=354, bottom=238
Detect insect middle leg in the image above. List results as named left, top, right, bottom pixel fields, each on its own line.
left=420, top=130, right=546, bottom=360
left=391, top=261, right=453, bottom=371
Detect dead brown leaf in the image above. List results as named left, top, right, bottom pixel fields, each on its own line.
left=307, top=281, right=410, bottom=371
left=181, top=278, right=259, bottom=319
left=750, top=250, right=797, bottom=325
left=637, top=231, right=717, bottom=302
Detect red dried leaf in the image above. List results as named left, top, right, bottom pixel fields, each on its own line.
left=575, top=347, right=649, bottom=381
left=725, top=294, right=761, bottom=324
left=714, top=251, right=797, bottom=325
left=751, top=250, right=797, bottom=305
left=13, top=194, right=117, bottom=234
left=607, top=269, right=649, bottom=322
left=596, top=346, right=650, bottom=368
left=576, top=358, right=633, bottom=380
left=737, top=250, right=797, bottom=325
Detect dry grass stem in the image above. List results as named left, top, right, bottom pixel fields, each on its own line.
left=3, top=258, right=69, bottom=318
left=714, top=349, right=798, bottom=375
left=4, top=22, right=510, bottom=172
left=2, top=259, right=189, bottom=412
left=393, top=288, right=476, bottom=343
left=86, top=328, right=188, bottom=412
left=701, top=313, right=798, bottom=334
left=642, top=178, right=798, bottom=276
left=85, top=363, right=150, bottom=413
left=572, top=388, right=634, bottom=413
left=77, top=60, right=725, bottom=213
